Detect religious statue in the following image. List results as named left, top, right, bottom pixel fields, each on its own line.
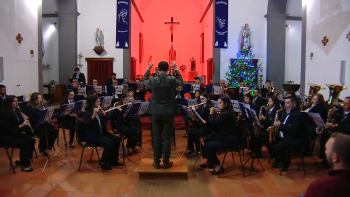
left=168, top=43, right=176, bottom=69
left=189, top=56, right=196, bottom=71
left=93, top=28, right=105, bottom=55
left=241, top=23, right=251, bottom=49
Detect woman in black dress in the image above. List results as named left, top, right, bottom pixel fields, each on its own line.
left=0, top=96, right=35, bottom=172
left=83, top=95, right=123, bottom=171
left=26, top=93, right=58, bottom=156
left=201, top=96, right=237, bottom=175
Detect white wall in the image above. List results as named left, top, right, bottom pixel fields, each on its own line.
left=77, top=0, right=124, bottom=81
left=220, top=0, right=268, bottom=86
left=0, top=0, right=40, bottom=96
left=285, top=0, right=302, bottom=84
left=305, top=0, right=350, bottom=99
left=42, top=18, right=59, bottom=85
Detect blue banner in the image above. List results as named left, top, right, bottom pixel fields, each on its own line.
left=214, top=0, right=228, bottom=48
left=116, top=0, right=130, bottom=49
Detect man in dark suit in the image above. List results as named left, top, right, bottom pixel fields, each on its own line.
left=0, top=84, right=6, bottom=110
left=253, top=88, right=265, bottom=110
left=143, top=61, right=183, bottom=169
left=72, top=68, right=86, bottom=84
left=151, top=67, right=159, bottom=77
left=272, top=96, right=306, bottom=172
left=107, top=73, right=117, bottom=85
left=326, top=97, right=350, bottom=135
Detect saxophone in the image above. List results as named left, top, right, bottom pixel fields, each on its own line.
left=267, top=107, right=285, bottom=143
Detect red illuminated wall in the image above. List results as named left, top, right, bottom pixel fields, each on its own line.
left=131, top=0, right=213, bottom=82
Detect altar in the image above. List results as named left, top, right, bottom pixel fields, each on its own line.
left=188, top=71, right=198, bottom=82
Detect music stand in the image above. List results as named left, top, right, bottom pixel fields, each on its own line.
left=242, top=108, right=265, bottom=175
left=37, top=107, right=66, bottom=174
left=128, top=102, right=144, bottom=153
left=116, top=103, right=136, bottom=173
left=55, top=103, right=75, bottom=157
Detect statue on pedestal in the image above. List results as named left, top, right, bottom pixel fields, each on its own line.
left=168, top=43, right=176, bottom=69
left=241, top=24, right=251, bottom=49
left=189, top=56, right=196, bottom=71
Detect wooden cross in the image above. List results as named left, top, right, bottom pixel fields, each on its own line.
left=16, top=33, right=23, bottom=43
left=165, top=17, right=180, bottom=42
left=322, top=36, right=329, bottom=46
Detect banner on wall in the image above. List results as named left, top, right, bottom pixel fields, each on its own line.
left=116, top=0, right=130, bottom=49
left=214, top=0, right=228, bottom=48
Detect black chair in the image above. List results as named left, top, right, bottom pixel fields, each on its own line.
left=217, top=147, right=245, bottom=178
left=78, top=143, right=103, bottom=172
left=280, top=145, right=306, bottom=175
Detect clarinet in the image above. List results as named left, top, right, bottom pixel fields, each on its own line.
left=16, top=106, right=35, bottom=136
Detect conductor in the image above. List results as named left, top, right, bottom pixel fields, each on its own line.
left=143, top=61, right=183, bottom=169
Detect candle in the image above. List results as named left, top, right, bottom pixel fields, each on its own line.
left=261, top=67, right=263, bottom=72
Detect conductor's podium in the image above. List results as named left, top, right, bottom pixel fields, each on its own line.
left=137, top=158, right=188, bottom=179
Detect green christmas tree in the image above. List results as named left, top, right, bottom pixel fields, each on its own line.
left=226, top=45, right=261, bottom=89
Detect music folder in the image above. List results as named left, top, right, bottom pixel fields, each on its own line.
left=72, top=100, right=84, bottom=114
left=302, top=112, right=326, bottom=127
left=177, top=104, right=196, bottom=120
left=129, top=102, right=141, bottom=116
left=137, top=102, right=149, bottom=116
left=105, top=85, right=114, bottom=95
left=238, top=102, right=249, bottom=119
left=36, top=106, right=54, bottom=127
left=206, top=86, right=213, bottom=94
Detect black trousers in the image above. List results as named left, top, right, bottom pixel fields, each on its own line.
left=93, top=134, right=121, bottom=164
left=116, top=124, right=139, bottom=149
left=63, top=119, right=77, bottom=143
left=35, top=123, right=58, bottom=151
left=0, top=134, right=35, bottom=167
left=187, top=126, right=213, bottom=151
left=203, top=135, right=237, bottom=166
left=152, top=114, right=175, bottom=164
left=272, top=138, right=302, bottom=164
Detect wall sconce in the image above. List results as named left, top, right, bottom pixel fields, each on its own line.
left=30, top=50, right=34, bottom=57
left=286, top=25, right=291, bottom=28
left=310, top=52, right=314, bottom=60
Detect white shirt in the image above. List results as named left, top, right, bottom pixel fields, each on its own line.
left=279, top=112, right=290, bottom=138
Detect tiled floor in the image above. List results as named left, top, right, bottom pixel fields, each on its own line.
left=0, top=129, right=328, bottom=197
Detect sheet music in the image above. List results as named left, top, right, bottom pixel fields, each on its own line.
left=137, top=83, right=144, bottom=90
left=184, top=106, right=196, bottom=120
left=212, top=100, right=218, bottom=108
left=93, top=86, right=102, bottom=94
left=307, top=112, right=326, bottom=127
left=63, top=103, right=75, bottom=115
left=188, top=99, right=197, bottom=106
left=231, top=100, right=240, bottom=112
left=194, top=76, right=205, bottom=83
left=114, top=85, right=123, bottom=94
left=44, top=106, right=55, bottom=122
left=102, top=96, right=113, bottom=108
left=137, top=102, right=149, bottom=115
left=213, top=86, right=221, bottom=95
left=72, top=100, right=84, bottom=114
left=239, top=87, right=249, bottom=95
left=77, top=87, right=86, bottom=96
left=191, top=84, right=200, bottom=93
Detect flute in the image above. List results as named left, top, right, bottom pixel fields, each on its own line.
left=104, top=104, right=128, bottom=113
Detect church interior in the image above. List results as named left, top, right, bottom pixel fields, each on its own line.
left=0, top=0, right=350, bottom=196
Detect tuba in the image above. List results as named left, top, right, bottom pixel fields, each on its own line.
left=267, top=107, right=285, bottom=143
left=301, top=83, right=325, bottom=111
left=316, top=84, right=347, bottom=134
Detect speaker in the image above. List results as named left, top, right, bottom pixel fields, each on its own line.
left=340, top=60, right=346, bottom=85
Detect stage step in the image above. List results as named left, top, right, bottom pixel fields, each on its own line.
left=137, top=158, right=188, bottom=179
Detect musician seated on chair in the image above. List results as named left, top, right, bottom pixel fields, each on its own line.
left=253, top=88, right=265, bottom=110
left=92, top=79, right=99, bottom=86
left=186, top=92, right=214, bottom=157
left=83, top=95, right=123, bottom=171
left=59, top=90, right=78, bottom=148
left=271, top=96, right=306, bottom=172
left=193, top=90, right=202, bottom=103
left=240, top=94, right=258, bottom=152
left=72, top=68, right=86, bottom=84
left=224, top=90, right=233, bottom=99
left=285, top=91, right=301, bottom=109
left=152, top=67, right=159, bottom=77
left=109, top=94, right=140, bottom=156
left=71, top=79, right=80, bottom=88
left=252, top=96, right=281, bottom=158
left=0, top=84, right=7, bottom=110
left=200, top=96, right=237, bottom=174
left=0, top=96, right=35, bottom=172
left=112, top=79, right=119, bottom=86
left=304, top=132, right=350, bottom=197
left=107, top=73, right=117, bottom=85
left=25, top=93, right=58, bottom=157
left=174, top=85, right=184, bottom=99
left=127, top=88, right=135, bottom=102
left=303, top=93, right=327, bottom=156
